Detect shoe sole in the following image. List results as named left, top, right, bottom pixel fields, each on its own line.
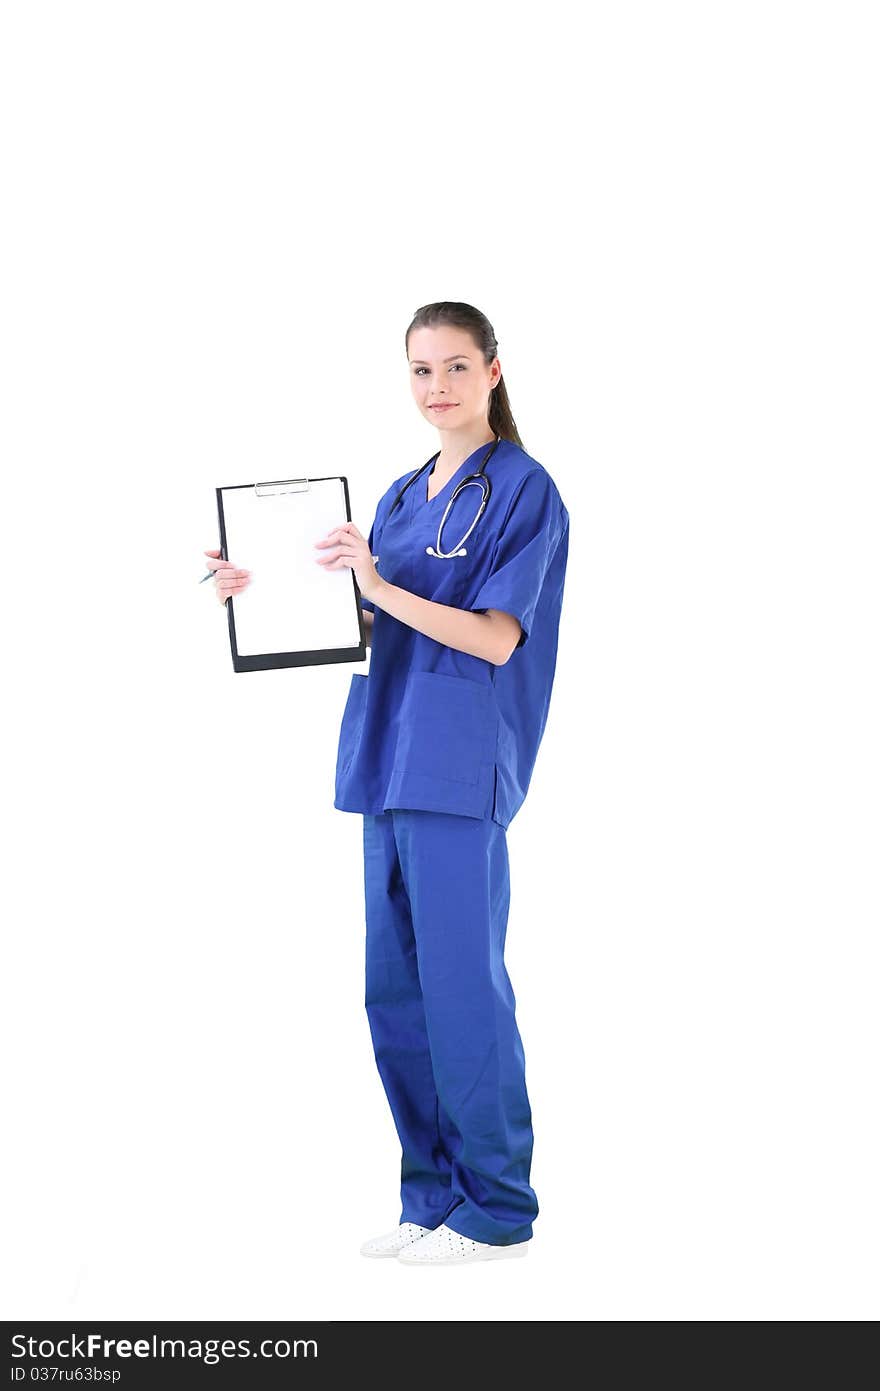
left=360, top=1247, right=415, bottom=1258
left=398, top=1243, right=529, bottom=1266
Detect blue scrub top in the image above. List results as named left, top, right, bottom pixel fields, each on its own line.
left=333, top=437, right=569, bottom=830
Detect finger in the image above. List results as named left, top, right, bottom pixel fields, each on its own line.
left=315, top=548, right=357, bottom=565
left=316, top=523, right=360, bottom=546
left=204, top=549, right=221, bottom=558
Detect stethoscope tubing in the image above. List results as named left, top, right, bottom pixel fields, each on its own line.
left=389, top=435, right=501, bottom=559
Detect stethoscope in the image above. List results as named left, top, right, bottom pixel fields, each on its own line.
left=388, top=434, right=501, bottom=559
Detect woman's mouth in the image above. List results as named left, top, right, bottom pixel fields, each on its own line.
left=430, top=404, right=458, bottom=412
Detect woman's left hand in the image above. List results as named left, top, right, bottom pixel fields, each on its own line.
left=314, top=522, right=382, bottom=602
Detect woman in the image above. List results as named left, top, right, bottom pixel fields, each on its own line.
left=208, top=302, right=569, bottom=1266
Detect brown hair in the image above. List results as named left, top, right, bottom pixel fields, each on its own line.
left=405, top=301, right=523, bottom=448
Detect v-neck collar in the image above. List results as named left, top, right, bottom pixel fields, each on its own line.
left=421, top=439, right=498, bottom=508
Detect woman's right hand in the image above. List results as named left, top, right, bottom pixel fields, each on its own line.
left=203, top=549, right=251, bottom=607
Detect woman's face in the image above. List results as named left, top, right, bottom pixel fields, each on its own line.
left=408, top=325, right=500, bottom=435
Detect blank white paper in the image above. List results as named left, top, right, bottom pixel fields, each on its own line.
left=220, top=477, right=362, bottom=658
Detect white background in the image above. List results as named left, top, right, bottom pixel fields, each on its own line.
left=2, top=1, right=877, bottom=1322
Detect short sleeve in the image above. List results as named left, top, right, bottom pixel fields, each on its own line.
left=468, top=469, right=566, bottom=648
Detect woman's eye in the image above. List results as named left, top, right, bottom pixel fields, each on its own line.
left=413, top=364, right=467, bottom=375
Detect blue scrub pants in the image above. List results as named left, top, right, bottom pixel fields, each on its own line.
left=362, top=808, right=538, bottom=1246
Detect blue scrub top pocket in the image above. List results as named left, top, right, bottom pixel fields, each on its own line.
left=384, top=671, right=498, bottom=819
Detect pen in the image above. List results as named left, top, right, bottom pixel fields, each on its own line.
left=198, top=563, right=243, bottom=583
left=199, top=565, right=252, bottom=584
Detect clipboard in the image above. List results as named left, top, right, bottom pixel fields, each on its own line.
left=216, top=474, right=367, bottom=673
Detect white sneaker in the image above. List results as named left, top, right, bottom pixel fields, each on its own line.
left=360, top=1222, right=434, bottom=1258
left=397, top=1223, right=530, bottom=1265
